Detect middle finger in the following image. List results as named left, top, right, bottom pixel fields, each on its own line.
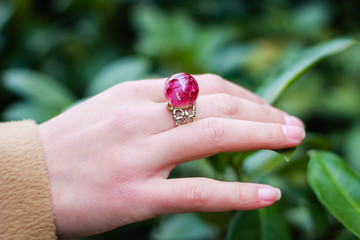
left=150, top=93, right=303, bottom=133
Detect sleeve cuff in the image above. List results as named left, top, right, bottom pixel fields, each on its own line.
left=0, top=120, right=56, bottom=239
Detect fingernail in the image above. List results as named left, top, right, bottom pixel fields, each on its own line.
left=282, top=125, right=305, bottom=141
left=258, top=187, right=281, bottom=202
left=284, top=115, right=304, bottom=128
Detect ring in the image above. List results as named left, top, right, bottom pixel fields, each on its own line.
left=164, top=73, right=199, bottom=126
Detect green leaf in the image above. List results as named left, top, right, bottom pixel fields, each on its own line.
left=275, top=148, right=296, bottom=162
left=260, top=206, right=292, bottom=240
left=334, top=229, right=360, bottom=240
left=286, top=203, right=328, bottom=239
left=256, top=38, right=357, bottom=104
left=151, top=213, right=218, bottom=240
left=209, top=44, right=251, bottom=75
left=176, top=158, right=216, bottom=179
left=208, top=154, right=227, bottom=175
left=292, top=2, right=330, bottom=37
left=86, top=57, right=150, bottom=96
left=197, top=212, right=233, bottom=230
left=132, top=5, right=196, bottom=57
left=27, top=28, right=68, bottom=57
left=2, top=69, right=75, bottom=108
left=308, top=150, right=360, bottom=237
left=3, top=102, right=61, bottom=123
left=0, top=1, right=13, bottom=31
left=344, top=123, right=360, bottom=174
left=243, top=150, right=285, bottom=181
left=226, top=211, right=260, bottom=240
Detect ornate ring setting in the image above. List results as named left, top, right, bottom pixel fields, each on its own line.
left=164, top=73, right=199, bottom=126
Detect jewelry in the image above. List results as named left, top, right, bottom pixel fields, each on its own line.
left=164, top=73, right=199, bottom=126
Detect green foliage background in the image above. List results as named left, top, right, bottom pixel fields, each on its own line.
left=1, top=0, right=360, bottom=239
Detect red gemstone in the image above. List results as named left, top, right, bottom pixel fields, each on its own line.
left=164, top=73, right=199, bottom=108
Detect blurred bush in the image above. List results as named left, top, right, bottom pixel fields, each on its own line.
left=1, top=0, right=360, bottom=239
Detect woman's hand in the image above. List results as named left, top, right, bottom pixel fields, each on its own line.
left=39, top=74, right=305, bottom=238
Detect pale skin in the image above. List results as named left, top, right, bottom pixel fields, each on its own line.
left=38, top=74, right=305, bottom=239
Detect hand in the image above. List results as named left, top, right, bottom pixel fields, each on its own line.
left=39, top=74, right=305, bottom=238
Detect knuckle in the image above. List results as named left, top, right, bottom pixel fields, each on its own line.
left=118, top=80, right=137, bottom=89
left=109, top=109, right=128, bottom=129
left=184, top=182, right=207, bottom=209
left=111, top=81, right=139, bottom=97
left=202, top=73, right=224, bottom=81
left=235, top=184, right=248, bottom=204
left=262, top=107, right=273, bottom=120
left=107, top=107, right=140, bottom=135
left=201, top=118, right=225, bottom=146
left=215, top=93, right=238, bottom=116
left=112, top=172, right=142, bottom=195
left=259, top=125, right=282, bottom=148
left=263, top=106, right=284, bottom=123
left=203, top=73, right=226, bottom=93
left=112, top=81, right=131, bottom=92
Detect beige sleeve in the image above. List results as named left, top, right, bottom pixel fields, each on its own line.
left=0, top=120, right=56, bottom=240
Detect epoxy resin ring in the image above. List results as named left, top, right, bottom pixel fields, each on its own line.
left=164, top=73, right=199, bottom=126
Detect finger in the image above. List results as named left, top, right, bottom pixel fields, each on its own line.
left=149, top=93, right=303, bottom=132
left=153, top=178, right=281, bottom=214
left=195, top=74, right=267, bottom=104
left=151, top=118, right=305, bottom=165
left=136, top=74, right=267, bottom=105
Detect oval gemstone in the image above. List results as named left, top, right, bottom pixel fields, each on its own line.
left=164, top=73, right=199, bottom=108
